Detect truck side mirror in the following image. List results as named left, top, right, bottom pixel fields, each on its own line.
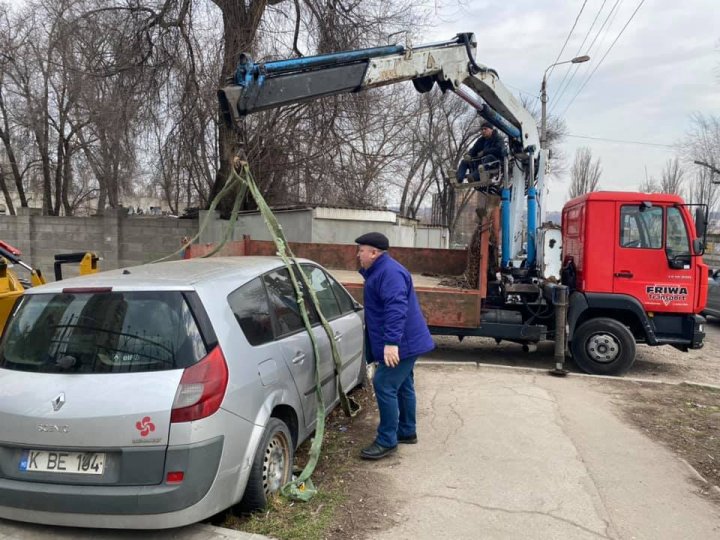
left=695, top=207, right=707, bottom=237
left=693, top=238, right=705, bottom=256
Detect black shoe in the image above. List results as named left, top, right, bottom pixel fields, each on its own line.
left=360, top=442, right=397, bottom=460
left=398, top=434, right=418, bottom=444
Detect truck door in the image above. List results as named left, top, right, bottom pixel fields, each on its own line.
left=613, top=203, right=694, bottom=312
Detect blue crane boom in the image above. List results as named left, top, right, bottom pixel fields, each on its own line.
left=218, top=33, right=547, bottom=268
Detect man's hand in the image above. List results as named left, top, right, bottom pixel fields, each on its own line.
left=383, top=345, right=400, bottom=367
left=463, top=153, right=472, bottom=164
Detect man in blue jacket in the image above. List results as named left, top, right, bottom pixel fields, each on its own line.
left=355, top=232, right=435, bottom=460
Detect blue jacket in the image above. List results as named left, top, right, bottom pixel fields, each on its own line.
left=359, top=253, right=435, bottom=362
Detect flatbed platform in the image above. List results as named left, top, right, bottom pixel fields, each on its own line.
left=328, top=269, right=458, bottom=289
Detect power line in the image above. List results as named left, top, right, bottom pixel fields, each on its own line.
left=567, top=133, right=674, bottom=148
left=549, top=0, right=609, bottom=111
left=559, top=0, right=646, bottom=117
left=546, top=0, right=588, bottom=83
left=504, top=82, right=540, bottom=105
left=550, top=0, right=624, bottom=113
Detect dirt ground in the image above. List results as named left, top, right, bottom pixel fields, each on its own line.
left=605, top=379, right=720, bottom=496
left=220, top=384, right=398, bottom=540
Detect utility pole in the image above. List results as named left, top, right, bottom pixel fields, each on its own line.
left=540, top=55, right=590, bottom=149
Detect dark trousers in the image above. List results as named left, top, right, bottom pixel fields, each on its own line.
left=372, top=356, right=417, bottom=447
left=456, top=154, right=501, bottom=182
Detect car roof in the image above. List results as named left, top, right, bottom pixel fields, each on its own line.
left=28, top=256, right=314, bottom=294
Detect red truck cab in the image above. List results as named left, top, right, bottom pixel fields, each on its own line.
left=562, top=192, right=707, bottom=374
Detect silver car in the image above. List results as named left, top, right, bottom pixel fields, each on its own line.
left=0, top=257, right=365, bottom=529
left=704, top=268, right=720, bottom=319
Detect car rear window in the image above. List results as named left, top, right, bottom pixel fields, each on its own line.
left=0, top=291, right=207, bottom=373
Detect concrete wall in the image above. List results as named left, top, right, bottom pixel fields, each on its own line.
left=0, top=209, right=197, bottom=281
left=199, top=209, right=313, bottom=244
left=202, top=208, right=425, bottom=248
left=312, top=218, right=415, bottom=247
left=0, top=206, right=448, bottom=282
left=415, top=226, right=449, bottom=249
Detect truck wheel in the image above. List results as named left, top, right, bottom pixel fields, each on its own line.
left=239, top=418, right=294, bottom=512
left=571, top=318, right=636, bottom=375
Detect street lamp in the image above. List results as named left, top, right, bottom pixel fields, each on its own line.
left=694, top=160, right=720, bottom=183
left=540, top=55, right=590, bottom=149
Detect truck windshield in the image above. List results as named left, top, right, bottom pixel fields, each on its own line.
left=0, top=291, right=207, bottom=373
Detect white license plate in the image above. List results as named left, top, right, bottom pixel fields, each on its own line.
left=19, top=450, right=105, bottom=475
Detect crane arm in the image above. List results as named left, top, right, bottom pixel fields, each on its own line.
left=218, top=33, right=539, bottom=152
left=218, top=32, right=546, bottom=268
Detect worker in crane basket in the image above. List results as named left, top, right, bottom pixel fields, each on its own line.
left=456, top=121, right=507, bottom=184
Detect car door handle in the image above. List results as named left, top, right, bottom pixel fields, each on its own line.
left=333, top=332, right=343, bottom=341
left=614, top=271, right=634, bottom=278
left=291, top=352, right=306, bottom=364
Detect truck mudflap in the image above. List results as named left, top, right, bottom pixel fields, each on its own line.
left=690, top=314, right=705, bottom=350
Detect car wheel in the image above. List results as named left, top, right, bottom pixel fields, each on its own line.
left=571, top=317, right=636, bottom=375
left=239, top=418, right=294, bottom=512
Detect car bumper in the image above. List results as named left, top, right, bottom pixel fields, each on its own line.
left=0, top=436, right=223, bottom=523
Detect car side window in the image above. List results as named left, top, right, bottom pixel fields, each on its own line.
left=620, top=205, right=663, bottom=249
left=302, top=265, right=341, bottom=320
left=327, top=272, right=356, bottom=314
left=264, top=268, right=305, bottom=336
left=227, top=278, right=274, bottom=346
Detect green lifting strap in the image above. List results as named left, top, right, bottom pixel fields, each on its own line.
left=155, top=160, right=360, bottom=502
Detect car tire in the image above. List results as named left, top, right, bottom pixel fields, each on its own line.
left=239, top=418, right=294, bottom=512
left=571, top=317, right=636, bottom=375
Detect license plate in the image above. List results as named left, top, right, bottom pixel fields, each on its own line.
left=19, top=450, right=105, bottom=475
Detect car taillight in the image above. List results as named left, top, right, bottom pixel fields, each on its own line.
left=171, top=345, right=228, bottom=423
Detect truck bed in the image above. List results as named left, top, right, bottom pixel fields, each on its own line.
left=188, top=237, right=484, bottom=328
left=328, top=269, right=458, bottom=289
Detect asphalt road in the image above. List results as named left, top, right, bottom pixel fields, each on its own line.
left=423, top=316, right=720, bottom=386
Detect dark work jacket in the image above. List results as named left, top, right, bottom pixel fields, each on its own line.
left=359, top=253, right=435, bottom=363
left=469, top=130, right=507, bottom=161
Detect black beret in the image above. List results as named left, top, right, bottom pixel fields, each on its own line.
left=481, top=121, right=493, bottom=129
left=355, top=232, right=389, bottom=251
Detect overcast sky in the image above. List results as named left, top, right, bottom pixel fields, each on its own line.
left=422, top=0, right=719, bottom=211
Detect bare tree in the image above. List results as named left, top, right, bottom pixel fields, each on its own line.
left=568, top=146, right=601, bottom=199
left=638, top=176, right=659, bottom=193
left=660, top=157, right=685, bottom=195
left=682, top=113, right=720, bottom=213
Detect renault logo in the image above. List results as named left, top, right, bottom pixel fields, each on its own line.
left=51, top=392, right=66, bottom=412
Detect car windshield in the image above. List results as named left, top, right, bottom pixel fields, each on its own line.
left=0, top=291, right=207, bottom=373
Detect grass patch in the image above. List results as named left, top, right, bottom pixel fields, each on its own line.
left=223, top=491, right=342, bottom=540
left=218, top=385, right=379, bottom=539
